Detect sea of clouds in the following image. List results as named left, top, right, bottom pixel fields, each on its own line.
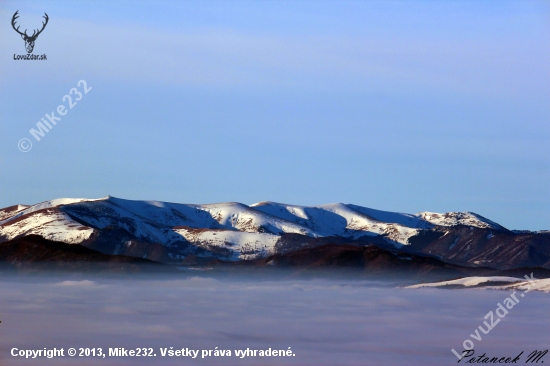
left=0, top=273, right=548, bottom=365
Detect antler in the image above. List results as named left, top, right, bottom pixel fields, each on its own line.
left=11, top=11, right=49, bottom=39
left=11, top=11, right=27, bottom=37
left=29, top=13, right=49, bottom=39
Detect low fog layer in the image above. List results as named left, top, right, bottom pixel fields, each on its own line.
left=1, top=274, right=548, bottom=365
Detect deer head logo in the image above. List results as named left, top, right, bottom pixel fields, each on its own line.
left=11, top=11, right=49, bottom=54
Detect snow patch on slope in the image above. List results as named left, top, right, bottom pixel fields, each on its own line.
left=416, top=212, right=506, bottom=231
left=407, top=276, right=550, bottom=293
left=0, top=205, right=30, bottom=221
left=251, top=202, right=421, bottom=244
left=406, top=276, right=522, bottom=289
left=0, top=198, right=103, bottom=226
left=197, top=202, right=319, bottom=236
left=502, top=278, right=550, bottom=293
left=174, top=227, right=280, bottom=260
left=0, top=208, right=94, bottom=244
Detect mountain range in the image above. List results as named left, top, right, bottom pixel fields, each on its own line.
left=1, top=196, right=548, bottom=270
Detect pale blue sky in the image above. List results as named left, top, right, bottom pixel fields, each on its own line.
left=1, top=1, right=548, bottom=230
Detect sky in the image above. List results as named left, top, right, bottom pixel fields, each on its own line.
left=0, top=0, right=548, bottom=230
left=1, top=275, right=549, bottom=365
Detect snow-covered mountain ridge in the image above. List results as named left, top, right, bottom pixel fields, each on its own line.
left=2, top=196, right=542, bottom=267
